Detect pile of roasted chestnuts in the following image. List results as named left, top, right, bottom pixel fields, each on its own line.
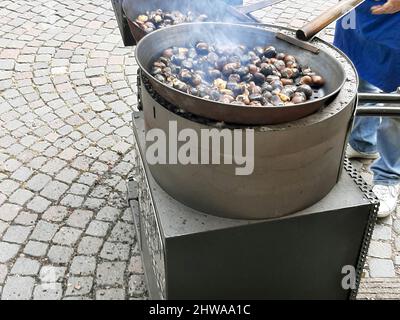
left=151, top=42, right=326, bottom=107
left=135, top=10, right=208, bottom=34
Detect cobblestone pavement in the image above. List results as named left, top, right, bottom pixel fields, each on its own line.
left=0, top=0, right=398, bottom=300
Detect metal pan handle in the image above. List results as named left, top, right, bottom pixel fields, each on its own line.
left=358, top=92, right=400, bottom=104
left=235, top=0, right=286, bottom=14
left=357, top=92, right=400, bottom=117
left=296, top=0, right=365, bottom=41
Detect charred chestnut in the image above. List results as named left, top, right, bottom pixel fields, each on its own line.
left=296, top=84, right=313, bottom=98
left=263, top=46, right=277, bottom=59
left=196, top=42, right=209, bottom=55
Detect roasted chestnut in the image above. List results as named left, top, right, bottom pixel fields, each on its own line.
left=264, top=46, right=277, bottom=59
left=151, top=41, right=325, bottom=107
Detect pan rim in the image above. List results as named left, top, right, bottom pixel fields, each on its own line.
left=135, top=22, right=347, bottom=113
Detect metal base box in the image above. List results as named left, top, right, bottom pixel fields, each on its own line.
left=129, top=112, right=377, bottom=300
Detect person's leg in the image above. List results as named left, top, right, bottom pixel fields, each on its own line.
left=348, top=80, right=381, bottom=155
left=372, top=117, right=400, bottom=185
left=370, top=110, right=400, bottom=218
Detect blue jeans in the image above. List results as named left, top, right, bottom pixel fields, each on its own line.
left=349, top=80, right=400, bottom=186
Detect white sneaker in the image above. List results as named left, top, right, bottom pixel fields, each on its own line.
left=372, top=184, right=400, bottom=218
left=346, top=145, right=379, bottom=160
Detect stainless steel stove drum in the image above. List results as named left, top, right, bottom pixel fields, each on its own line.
left=139, top=27, right=359, bottom=220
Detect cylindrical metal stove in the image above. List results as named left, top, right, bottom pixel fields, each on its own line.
left=138, top=28, right=358, bottom=220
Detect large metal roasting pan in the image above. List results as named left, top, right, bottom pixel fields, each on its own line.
left=136, top=22, right=346, bottom=125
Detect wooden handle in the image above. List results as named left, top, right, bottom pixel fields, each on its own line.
left=296, top=0, right=365, bottom=41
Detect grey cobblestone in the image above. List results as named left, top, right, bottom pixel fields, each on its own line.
left=100, top=242, right=130, bottom=261
left=42, top=206, right=69, bottom=222
left=2, top=276, right=35, bottom=300
left=96, top=206, right=120, bottom=222
left=66, top=276, right=93, bottom=296
left=96, top=288, right=125, bottom=300
left=85, top=220, right=110, bottom=237
left=52, top=227, right=82, bottom=246
left=2, top=225, right=32, bottom=244
left=39, top=266, right=66, bottom=283
left=128, top=274, right=146, bottom=297
left=96, top=262, right=126, bottom=286
left=33, top=283, right=63, bottom=300
left=30, top=221, right=59, bottom=242
left=14, top=212, right=38, bottom=226
left=24, top=241, right=49, bottom=258
left=40, top=181, right=69, bottom=201
left=0, top=242, right=20, bottom=263
left=369, top=258, right=396, bottom=278
left=70, top=255, right=96, bottom=275
left=0, top=265, right=7, bottom=284
left=77, top=236, right=103, bottom=255
left=0, top=203, right=21, bottom=221
left=27, top=196, right=51, bottom=213
left=47, top=245, right=74, bottom=264
left=10, top=257, right=40, bottom=275
left=66, top=209, right=93, bottom=229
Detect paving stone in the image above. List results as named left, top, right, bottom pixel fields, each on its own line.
left=47, top=245, right=74, bottom=264
left=39, top=266, right=66, bottom=283
left=2, top=225, right=32, bottom=244
left=33, top=283, right=63, bottom=300
left=96, top=262, right=126, bottom=286
left=100, top=242, right=130, bottom=261
left=9, top=189, right=34, bottom=206
left=369, top=258, right=396, bottom=278
left=97, top=206, right=120, bottom=222
left=0, top=242, right=20, bottom=263
left=26, top=173, right=52, bottom=192
left=40, top=180, right=69, bottom=201
left=52, top=227, right=82, bottom=246
left=128, top=274, right=146, bottom=297
left=14, top=212, right=38, bottom=226
left=0, top=264, right=7, bottom=284
left=42, top=206, right=69, bottom=222
left=395, top=237, right=400, bottom=252
left=109, top=221, right=135, bottom=243
left=66, top=276, right=93, bottom=296
left=0, top=221, right=8, bottom=237
left=55, top=167, right=80, bottom=184
left=60, top=194, right=84, bottom=208
left=372, top=224, right=392, bottom=241
left=27, top=196, right=51, bottom=213
left=11, top=257, right=40, bottom=275
left=0, top=203, right=21, bottom=221
left=393, top=220, right=400, bottom=235
left=1, top=276, right=35, bottom=300
left=30, top=221, right=59, bottom=242
left=10, top=166, right=33, bottom=182
left=128, top=256, right=144, bottom=275
left=77, top=236, right=103, bottom=255
left=70, top=256, right=96, bottom=275
left=85, top=220, right=110, bottom=237
left=24, top=241, right=49, bottom=257
left=96, top=288, right=125, bottom=300
left=84, top=197, right=106, bottom=210
left=66, top=209, right=93, bottom=229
